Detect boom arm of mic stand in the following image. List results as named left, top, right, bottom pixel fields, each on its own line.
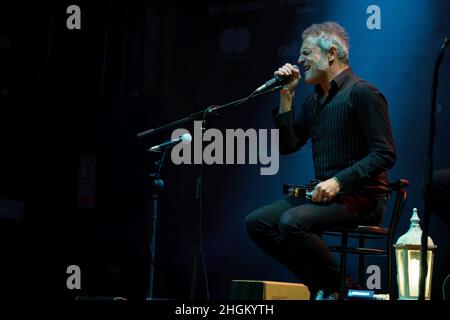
left=137, top=109, right=208, bottom=139
left=136, top=85, right=283, bottom=140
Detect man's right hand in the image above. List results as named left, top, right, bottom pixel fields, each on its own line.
left=276, top=63, right=301, bottom=113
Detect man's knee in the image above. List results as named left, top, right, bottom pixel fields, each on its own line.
left=245, top=200, right=291, bottom=237
left=245, top=210, right=260, bottom=236
left=279, top=208, right=311, bottom=242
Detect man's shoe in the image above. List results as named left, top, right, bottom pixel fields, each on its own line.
left=314, top=289, right=339, bottom=300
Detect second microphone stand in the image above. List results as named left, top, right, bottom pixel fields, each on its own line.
left=419, top=37, right=449, bottom=300
left=147, top=151, right=166, bottom=300
left=190, top=110, right=210, bottom=300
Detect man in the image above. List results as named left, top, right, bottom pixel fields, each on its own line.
left=245, top=22, right=396, bottom=300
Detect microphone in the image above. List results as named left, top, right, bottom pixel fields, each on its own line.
left=254, top=65, right=299, bottom=94
left=147, top=133, right=192, bottom=152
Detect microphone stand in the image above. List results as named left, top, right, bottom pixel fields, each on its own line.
left=137, top=85, right=282, bottom=300
left=147, top=150, right=166, bottom=300
left=419, top=37, right=449, bottom=300
left=191, top=111, right=208, bottom=300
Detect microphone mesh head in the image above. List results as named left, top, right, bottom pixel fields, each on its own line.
left=181, top=133, right=192, bottom=144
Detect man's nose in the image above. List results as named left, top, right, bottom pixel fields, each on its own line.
left=298, top=55, right=305, bottom=64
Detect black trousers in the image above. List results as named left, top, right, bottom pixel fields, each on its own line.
left=245, top=194, right=387, bottom=293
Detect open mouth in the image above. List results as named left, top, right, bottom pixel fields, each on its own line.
left=304, top=66, right=310, bottom=72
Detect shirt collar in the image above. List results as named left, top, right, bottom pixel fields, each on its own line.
left=333, top=66, right=353, bottom=89
left=314, top=67, right=353, bottom=95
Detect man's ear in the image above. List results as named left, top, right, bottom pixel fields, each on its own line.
left=328, top=46, right=338, bottom=62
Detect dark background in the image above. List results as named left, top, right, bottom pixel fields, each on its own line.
left=0, top=0, right=449, bottom=300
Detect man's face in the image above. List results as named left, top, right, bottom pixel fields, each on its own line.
left=298, top=36, right=329, bottom=84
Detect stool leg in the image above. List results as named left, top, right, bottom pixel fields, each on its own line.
left=359, top=237, right=365, bottom=289
left=339, top=233, right=348, bottom=300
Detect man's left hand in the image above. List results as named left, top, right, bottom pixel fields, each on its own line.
left=311, top=178, right=341, bottom=203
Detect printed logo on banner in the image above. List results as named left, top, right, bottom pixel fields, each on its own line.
left=209, top=3, right=223, bottom=15
left=280, top=0, right=320, bottom=15
left=208, top=1, right=266, bottom=15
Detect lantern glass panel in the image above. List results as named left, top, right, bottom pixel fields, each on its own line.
left=396, top=249, right=406, bottom=297
left=407, top=249, right=421, bottom=297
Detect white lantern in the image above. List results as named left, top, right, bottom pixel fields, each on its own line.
left=394, top=208, right=437, bottom=300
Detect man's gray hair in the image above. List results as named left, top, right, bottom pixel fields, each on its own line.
left=302, top=21, right=350, bottom=64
